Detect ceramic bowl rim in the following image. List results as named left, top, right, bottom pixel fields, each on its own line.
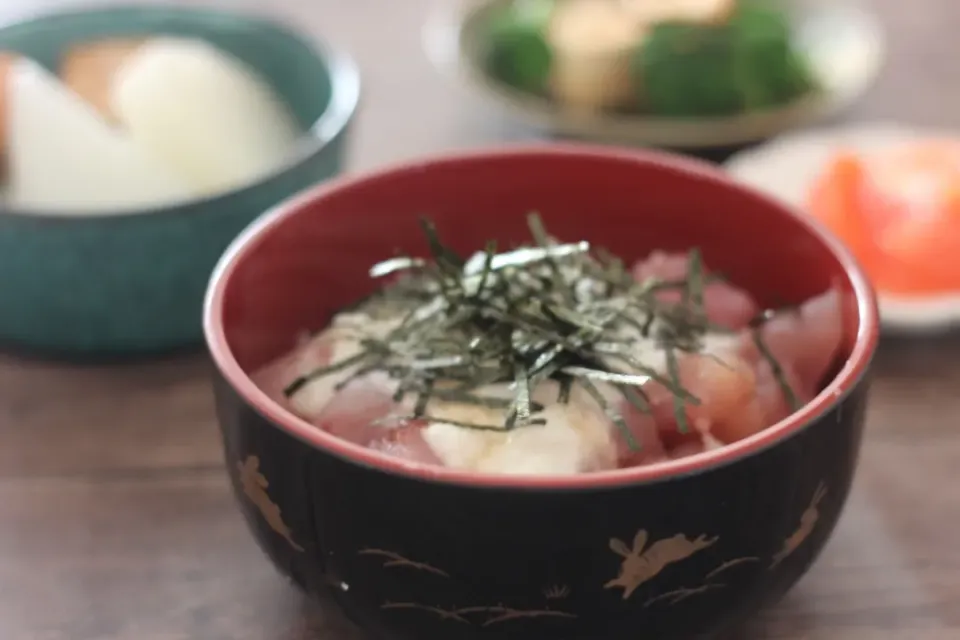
left=0, top=2, right=361, bottom=221
left=203, top=143, right=880, bottom=490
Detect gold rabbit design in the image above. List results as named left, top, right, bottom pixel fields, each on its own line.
left=605, top=529, right=718, bottom=599
left=770, top=482, right=827, bottom=568
left=238, top=455, right=304, bottom=552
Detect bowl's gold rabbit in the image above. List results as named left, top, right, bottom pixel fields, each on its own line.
left=770, top=482, right=828, bottom=568
left=605, top=529, right=718, bottom=599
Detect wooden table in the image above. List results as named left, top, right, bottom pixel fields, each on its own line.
left=2, top=1, right=959, bottom=638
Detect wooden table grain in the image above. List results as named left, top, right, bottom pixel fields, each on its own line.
left=2, top=1, right=959, bottom=639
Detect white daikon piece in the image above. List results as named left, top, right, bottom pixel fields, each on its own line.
left=110, top=37, right=302, bottom=197
left=6, top=59, right=193, bottom=214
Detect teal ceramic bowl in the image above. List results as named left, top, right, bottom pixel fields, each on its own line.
left=0, top=4, right=359, bottom=358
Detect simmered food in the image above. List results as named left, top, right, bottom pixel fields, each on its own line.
left=808, top=140, right=960, bottom=296
left=6, top=60, right=192, bottom=211
left=483, top=0, right=817, bottom=116
left=1, top=36, right=301, bottom=212
left=256, top=215, right=843, bottom=476
left=111, top=38, right=302, bottom=196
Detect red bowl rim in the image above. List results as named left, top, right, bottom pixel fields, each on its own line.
left=203, top=143, right=880, bottom=490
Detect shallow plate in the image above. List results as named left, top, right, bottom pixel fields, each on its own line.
left=726, top=122, right=960, bottom=334
left=423, top=0, right=886, bottom=148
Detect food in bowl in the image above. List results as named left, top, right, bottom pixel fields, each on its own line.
left=7, top=60, right=193, bottom=211
left=483, top=0, right=818, bottom=115
left=206, top=145, right=877, bottom=640
left=1, top=35, right=302, bottom=212
left=809, top=139, right=960, bottom=297
left=256, top=213, right=843, bottom=475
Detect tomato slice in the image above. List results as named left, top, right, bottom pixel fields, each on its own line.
left=807, top=151, right=879, bottom=271
left=810, top=141, right=960, bottom=296
left=874, top=184, right=960, bottom=295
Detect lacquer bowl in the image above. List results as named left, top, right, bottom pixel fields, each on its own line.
left=0, top=4, right=359, bottom=357
left=204, top=145, right=879, bottom=640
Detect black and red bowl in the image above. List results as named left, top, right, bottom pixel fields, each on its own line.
left=204, top=145, right=879, bottom=640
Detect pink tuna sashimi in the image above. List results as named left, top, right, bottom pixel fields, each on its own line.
left=367, top=420, right=443, bottom=466
left=641, top=351, right=768, bottom=450
left=646, top=288, right=841, bottom=455
left=668, top=441, right=709, bottom=459
left=312, top=375, right=403, bottom=445
left=615, top=406, right=669, bottom=467
left=617, top=344, right=811, bottom=459
left=287, top=372, right=440, bottom=466
left=252, top=333, right=334, bottom=402
left=631, top=250, right=760, bottom=330
left=254, top=333, right=438, bottom=464
left=737, top=288, right=844, bottom=400
left=623, top=290, right=837, bottom=457
left=250, top=328, right=388, bottom=435
left=751, top=356, right=810, bottom=426
left=607, top=351, right=764, bottom=464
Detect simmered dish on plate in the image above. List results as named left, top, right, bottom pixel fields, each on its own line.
left=256, top=215, right=842, bottom=476
left=483, top=0, right=817, bottom=116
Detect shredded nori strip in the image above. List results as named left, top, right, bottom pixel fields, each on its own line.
left=750, top=312, right=801, bottom=412
left=472, top=240, right=497, bottom=301
left=370, top=256, right=427, bottom=278
left=285, top=213, right=799, bottom=450
left=576, top=377, right=638, bottom=451
left=506, top=361, right=533, bottom=429
left=283, top=350, right=370, bottom=396
left=413, top=378, right=435, bottom=418
left=664, top=347, right=690, bottom=434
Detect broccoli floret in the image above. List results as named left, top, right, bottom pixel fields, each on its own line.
left=733, top=4, right=818, bottom=110
left=634, top=2, right=817, bottom=117
left=483, top=0, right=553, bottom=94
left=634, top=21, right=745, bottom=116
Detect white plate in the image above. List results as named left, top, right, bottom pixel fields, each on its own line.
left=726, top=122, right=960, bottom=334
left=423, top=0, right=887, bottom=149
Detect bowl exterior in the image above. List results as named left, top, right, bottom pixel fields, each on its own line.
left=206, top=145, right=876, bottom=638
left=214, top=368, right=869, bottom=640
left=0, top=5, right=355, bottom=356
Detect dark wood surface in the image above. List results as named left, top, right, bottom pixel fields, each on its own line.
left=3, top=1, right=959, bottom=639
